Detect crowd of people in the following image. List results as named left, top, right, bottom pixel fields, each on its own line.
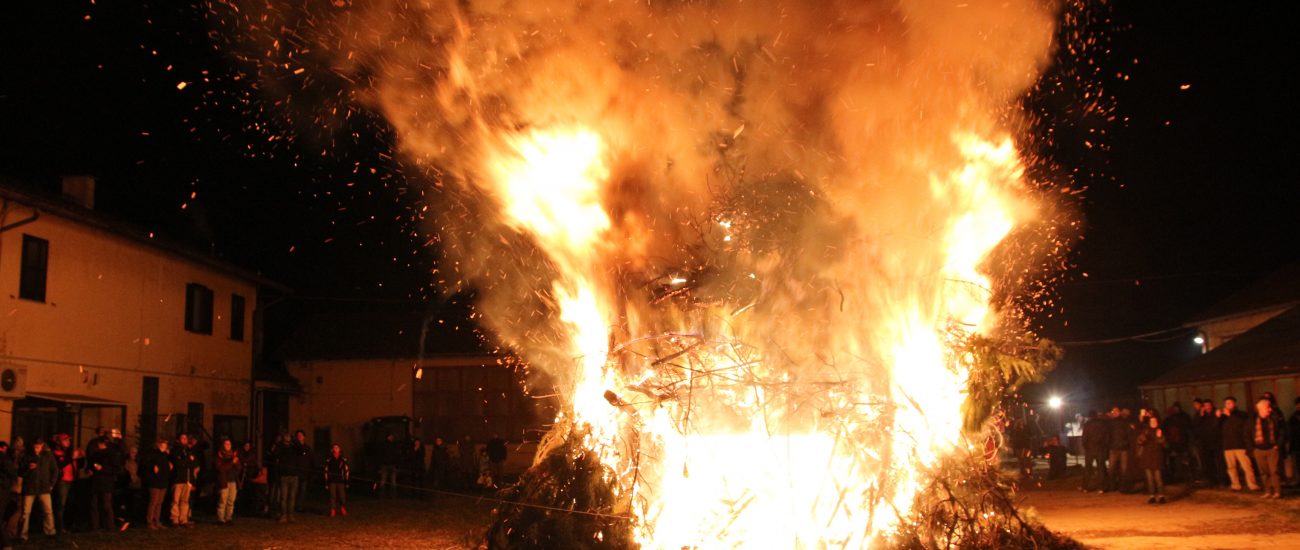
left=1072, top=393, right=1297, bottom=504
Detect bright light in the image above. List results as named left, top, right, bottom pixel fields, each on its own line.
left=1193, top=335, right=1205, bottom=346
left=1048, top=396, right=1063, bottom=410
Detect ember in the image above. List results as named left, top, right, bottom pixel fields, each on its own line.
left=218, top=0, right=1079, bottom=547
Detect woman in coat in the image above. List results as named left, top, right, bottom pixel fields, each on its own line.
left=1136, top=416, right=1167, bottom=504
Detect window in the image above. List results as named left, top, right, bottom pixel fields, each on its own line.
left=19, top=235, right=48, bottom=302
left=184, top=283, right=214, bottom=334
left=230, top=294, right=246, bottom=341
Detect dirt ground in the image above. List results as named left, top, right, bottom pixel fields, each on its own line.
left=15, top=493, right=495, bottom=550
left=1021, top=471, right=1300, bottom=549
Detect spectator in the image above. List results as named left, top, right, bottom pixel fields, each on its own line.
left=1105, top=407, right=1133, bottom=492
left=215, top=439, right=242, bottom=525
left=1080, top=410, right=1109, bottom=493
left=486, top=434, right=508, bottom=484
left=1136, top=416, right=1167, bottom=504
left=476, top=449, right=495, bottom=489
left=1193, top=399, right=1225, bottom=486
left=4, top=438, right=24, bottom=540
left=430, top=437, right=450, bottom=491
left=50, top=434, right=74, bottom=535
left=1009, top=419, right=1032, bottom=479
left=239, top=441, right=267, bottom=517
left=1289, top=397, right=1300, bottom=483
left=1220, top=397, right=1260, bottom=492
left=377, top=433, right=400, bottom=499
left=267, top=432, right=288, bottom=518
left=88, top=439, right=119, bottom=531
left=19, top=438, right=59, bottom=541
left=169, top=434, right=198, bottom=528
left=141, top=439, right=171, bottom=530
left=1162, top=402, right=1193, bottom=482
left=0, top=441, right=18, bottom=549
left=458, top=435, right=478, bottom=489
left=1251, top=397, right=1286, bottom=499
left=120, top=446, right=142, bottom=527
left=407, top=438, right=427, bottom=499
left=324, top=444, right=350, bottom=518
left=277, top=430, right=312, bottom=523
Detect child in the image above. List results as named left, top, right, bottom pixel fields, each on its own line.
left=324, top=444, right=349, bottom=517
left=1136, top=416, right=1167, bottom=504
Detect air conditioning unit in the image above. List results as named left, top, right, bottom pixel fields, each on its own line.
left=0, top=365, right=27, bottom=399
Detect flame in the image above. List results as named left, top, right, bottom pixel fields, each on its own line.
left=481, top=125, right=1031, bottom=547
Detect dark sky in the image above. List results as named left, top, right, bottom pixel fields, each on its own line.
left=2, top=2, right=1297, bottom=401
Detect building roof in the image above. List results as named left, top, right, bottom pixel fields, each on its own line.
left=1, top=177, right=288, bottom=292
left=1186, top=261, right=1300, bottom=326
left=276, top=308, right=495, bottom=361
left=1143, top=305, right=1300, bottom=388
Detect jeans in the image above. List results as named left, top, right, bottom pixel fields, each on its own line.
left=1224, top=449, right=1260, bottom=490
left=1254, top=448, right=1282, bottom=494
left=378, top=466, right=398, bottom=497
left=21, top=493, right=55, bottom=538
left=1144, top=468, right=1164, bottom=496
left=1082, top=453, right=1108, bottom=491
left=217, top=481, right=238, bottom=523
left=90, top=491, right=114, bottom=531
left=279, top=476, right=300, bottom=519
left=1106, top=449, right=1129, bottom=491
left=52, top=480, right=71, bottom=533
left=169, top=483, right=192, bottom=525
left=329, top=482, right=347, bottom=510
left=147, top=488, right=167, bottom=527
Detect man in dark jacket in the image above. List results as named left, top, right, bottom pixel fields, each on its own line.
left=169, top=434, right=199, bottom=527
left=0, top=441, right=18, bottom=549
left=1104, top=407, right=1133, bottom=492
left=1220, top=397, right=1261, bottom=491
left=215, top=439, right=242, bottom=525
left=277, top=430, right=312, bottom=523
left=141, top=439, right=171, bottom=530
left=88, top=440, right=120, bottom=531
left=19, top=438, right=59, bottom=540
left=1162, top=402, right=1194, bottom=482
left=486, top=434, right=508, bottom=484
left=1251, top=398, right=1286, bottom=498
left=429, top=437, right=450, bottom=490
left=1193, top=399, right=1225, bottom=485
left=1080, top=410, right=1109, bottom=492
left=377, top=434, right=401, bottom=499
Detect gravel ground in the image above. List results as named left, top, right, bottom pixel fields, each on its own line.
left=14, top=493, right=496, bottom=550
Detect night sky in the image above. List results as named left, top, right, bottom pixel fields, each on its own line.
left=2, top=2, right=1297, bottom=405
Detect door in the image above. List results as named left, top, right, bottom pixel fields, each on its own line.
left=141, top=377, right=159, bottom=445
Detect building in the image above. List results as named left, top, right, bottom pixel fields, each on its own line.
left=0, top=176, right=283, bottom=449
left=1140, top=262, right=1300, bottom=417
left=278, top=306, right=549, bottom=471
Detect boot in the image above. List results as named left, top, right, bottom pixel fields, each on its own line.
left=330, top=508, right=337, bottom=517
left=340, top=506, right=348, bottom=517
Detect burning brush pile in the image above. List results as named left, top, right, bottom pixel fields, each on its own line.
left=217, top=0, right=1087, bottom=547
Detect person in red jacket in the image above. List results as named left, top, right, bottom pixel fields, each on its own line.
left=51, top=434, right=75, bottom=534
left=215, top=439, right=242, bottom=525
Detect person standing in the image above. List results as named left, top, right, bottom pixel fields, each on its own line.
left=18, top=438, right=58, bottom=541
left=429, top=437, right=450, bottom=491
left=141, top=440, right=171, bottom=530
left=1220, top=397, right=1261, bottom=492
left=376, top=433, right=400, bottom=499
left=407, top=438, right=427, bottom=499
left=1162, top=402, right=1193, bottom=482
left=1136, top=416, right=1167, bottom=504
left=1194, top=399, right=1225, bottom=485
left=277, top=430, right=312, bottom=523
left=168, top=434, right=198, bottom=527
left=88, top=440, right=120, bottom=531
left=0, top=441, right=18, bottom=550
left=1251, top=397, right=1286, bottom=498
left=1104, top=408, right=1132, bottom=492
left=486, top=434, right=507, bottom=485
left=458, top=435, right=478, bottom=489
left=1289, top=397, right=1300, bottom=483
left=1080, top=410, right=1109, bottom=493
left=215, top=439, right=242, bottom=525
left=324, top=444, right=350, bottom=517
left=49, top=435, right=74, bottom=535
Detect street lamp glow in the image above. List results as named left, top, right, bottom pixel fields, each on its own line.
left=1193, top=335, right=1205, bottom=346
left=1048, top=396, right=1063, bottom=410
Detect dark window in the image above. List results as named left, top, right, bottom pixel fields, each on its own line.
left=230, top=294, right=246, bottom=341
left=19, top=235, right=49, bottom=302
left=184, top=283, right=214, bottom=334
left=187, top=401, right=205, bottom=438
left=140, top=377, right=160, bottom=445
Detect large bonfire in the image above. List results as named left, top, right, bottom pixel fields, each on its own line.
left=217, top=0, right=1082, bottom=547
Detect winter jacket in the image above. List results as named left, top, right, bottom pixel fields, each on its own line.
left=1250, top=414, right=1286, bottom=451
left=89, top=448, right=121, bottom=493
left=1220, top=410, right=1252, bottom=451
left=1106, top=417, right=1134, bottom=451
left=0, top=451, right=16, bottom=494
left=408, top=444, right=426, bottom=474
left=216, top=450, right=242, bottom=485
left=1081, top=417, right=1109, bottom=455
left=20, top=449, right=59, bottom=495
left=53, top=445, right=75, bottom=484
left=1289, top=410, right=1300, bottom=456
left=1135, top=427, right=1165, bottom=471
left=325, top=455, right=350, bottom=484
left=379, top=440, right=402, bottom=468
left=278, top=442, right=313, bottom=477
left=487, top=438, right=508, bottom=463
left=1194, top=411, right=1222, bottom=450
left=1162, top=412, right=1192, bottom=450
left=170, top=445, right=198, bottom=485
left=141, top=449, right=172, bottom=489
